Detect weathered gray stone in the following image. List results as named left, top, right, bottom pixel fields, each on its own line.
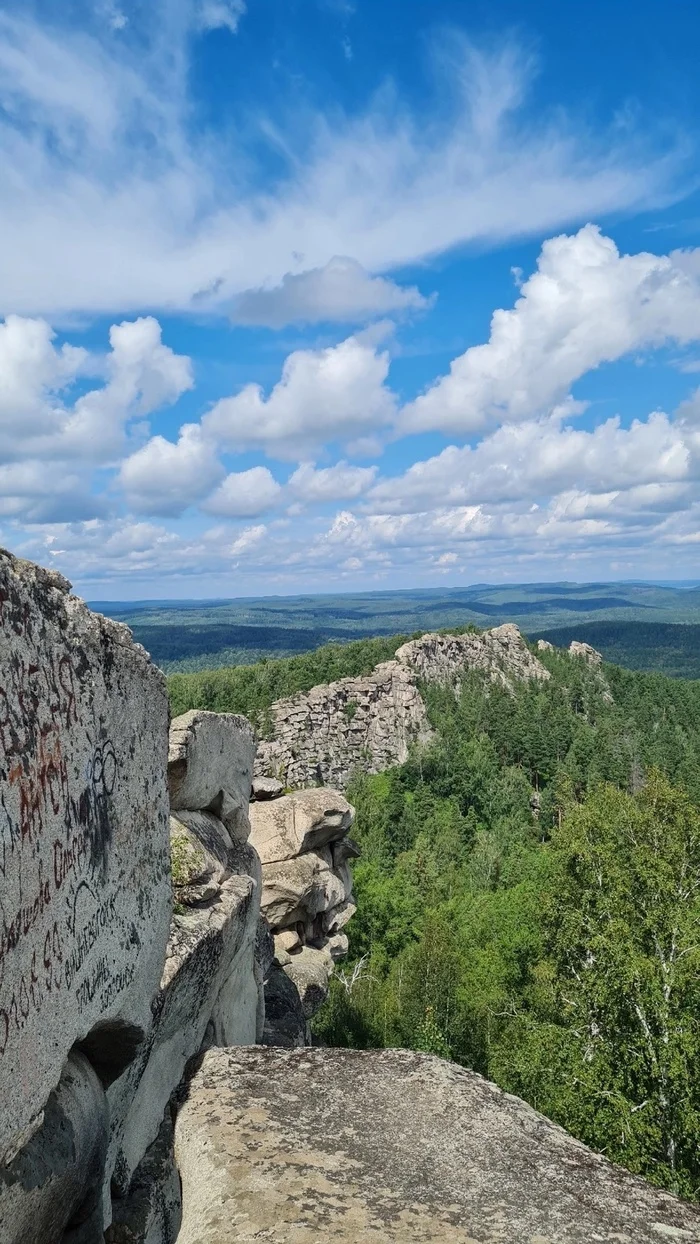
left=108, top=841, right=261, bottom=1201
left=327, top=931, right=349, bottom=960
left=261, top=847, right=347, bottom=930
left=105, top=1111, right=181, bottom=1244
left=537, top=638, right=555, bottom=652
left=261, top=963, right=308, bottom=1048
left=255, top=624, right=549, bottom=790
left=0, top=549, right=171, bottom=1167
left=168, top=710, right=255, bottom=842
left=169, top=814, right=226, bottom=906
left=249, top=789, right=354, bottom=865
left=274, top=928, right=301, bottom=959
left=394, top=623, right=549, bottom=689
left=323, top=897, right=357, bottom=935
left=254, top=915, right=274, bottom=1043
left=569, top=639, right=604, bottom=665
left=0, top=1050, right=107, bottom=1244
left=251, top=775, right=285, bottom=801
left=282, top=944, right=334, bottom=1018
left=175, top=1047, right=700, bottom=1244
left=255, top=659, right=428, bottom=789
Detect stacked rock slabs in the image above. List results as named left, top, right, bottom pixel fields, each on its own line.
left=249, top=788, right=357, bottom=1046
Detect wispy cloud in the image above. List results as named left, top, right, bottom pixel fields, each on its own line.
left=196, top=0, right=246, bottom=34
left=0, top=10, right=685, bottom=318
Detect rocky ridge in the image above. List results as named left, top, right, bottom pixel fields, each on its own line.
left=255, top=622, right=550, bottom=789
left=0, top=552, right=357, bottom=1244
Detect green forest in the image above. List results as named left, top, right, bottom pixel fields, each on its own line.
left=167, top=634, right=700, bottom=1200
left=99, top=580, right=700, bottom=674
left=307, top=651, right=700, bottom=1201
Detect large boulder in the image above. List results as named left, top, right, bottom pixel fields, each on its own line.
left=260, top=847, right=346, bottom=930
left=248, top=789, right=354, bottom=865
left=168, top=711, right=255, bottom=842
left=0, top=550, right=171, bottom=1169
left=174, top=1047, right=700, bottom=1244
left=260, top=964, right=307, bottom=1049
left=0, top=1050, right=107, bottom=1244
left=281, top=944, right=334, bottom=1018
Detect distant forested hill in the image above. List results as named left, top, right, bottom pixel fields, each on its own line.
left=534, top=621, right=700, bottom=679
left=94, top=580, right=700, bottom=675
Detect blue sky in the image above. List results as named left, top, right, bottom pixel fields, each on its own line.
left=2, top=0, right=700, bottom=598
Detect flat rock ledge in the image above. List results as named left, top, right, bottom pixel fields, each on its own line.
left=175, top=1047, right=700, bottom=1244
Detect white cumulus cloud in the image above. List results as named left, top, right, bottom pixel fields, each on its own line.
left=202, top=466, right=282, bottom=517
left=119, top=424, right=224, bottom=515
left=202, top=334, right=396, bottom=458
left=287, top=460, right=378, bottom=503
left=401, top=226, right=700, bottom=436
left=0, top=313, right=193, bottom=464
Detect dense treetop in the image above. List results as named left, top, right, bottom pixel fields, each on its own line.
left=169, top=629, right=700, bottom=1199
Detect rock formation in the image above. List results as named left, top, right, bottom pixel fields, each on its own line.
left=248, top=789, right=357, bottom=1047
left=0, top=550, right=171, bottom=1226
left=569, top=638, right=604, bottom=665
left=0, top=551, right=359, bottom=1243
left=105, top=710, right=263, bottom=1240
left=3, top=548, right=694, bottom=1244
left=174, top=1047, right=700, bottom=1243
left=255, top=623, right=549, bottom=789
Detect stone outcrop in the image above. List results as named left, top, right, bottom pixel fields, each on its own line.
left=394, top=623, right=549, bottom=688
left=255, top=623, right=549, bottom=789
left=105, top=714, right=263, bottom=1235
left=174, top=1046, right=700, bottom=1244
left=249, top=790, right=357, bottom=1047
left=569, top=638, right=604, bottom=665
left=0, top=557, right=359, bottom=1242
left=0, top=550, right=171, bottom=1171
left=6, top=549, right=685, bottom=1244
left=168, top=709, right=255, bottom=843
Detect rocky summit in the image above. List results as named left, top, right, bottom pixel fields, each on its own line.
left=1, top=547, right=698, bottom=1243
left=174, top=1047, right=700, bottom=1244
left=254, top=623, right=550, bottom=789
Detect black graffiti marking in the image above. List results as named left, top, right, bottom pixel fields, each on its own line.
left=64, top=890, right=119, bottom=990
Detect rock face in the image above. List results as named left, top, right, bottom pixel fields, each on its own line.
left=255, top=623, right=549, bottom=789
left=394, top=623, right=549, bottom=688
left=107, top=716, right=262, bottom=1232
left=175, top=1046, right=700, bottom=1244
left=168, top=709, right=255, bottom=843
left=0, top=1050, right=108, bottom=1244
left=249, top=790, right=356, bottom=1047
left=569, top=638, right=604, bottom=665
left=0, top=557, right=289, bottom=1244
left=0, top=549, right=171, bottom=1169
